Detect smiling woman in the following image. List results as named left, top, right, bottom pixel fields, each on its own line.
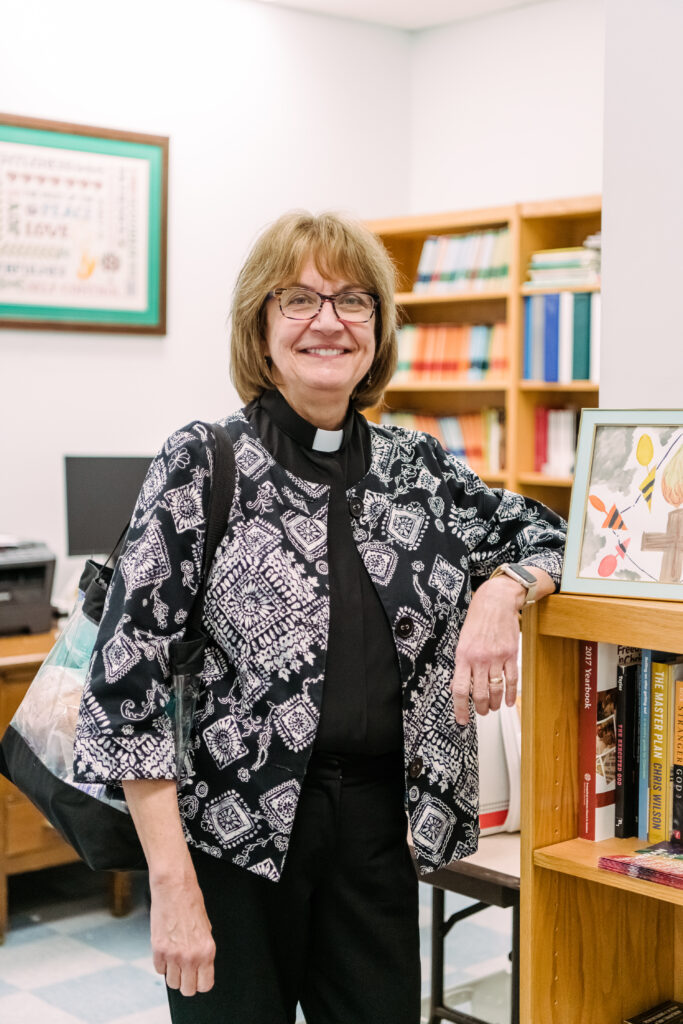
left=262, top=261, right=378, bottom=428
left=73, top=209, right=566, bottom=1024
left=230, top=210, right=398, bottom=414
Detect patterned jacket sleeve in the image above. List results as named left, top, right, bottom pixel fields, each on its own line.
left=428, top=436, right=567, bottom=588
left=73, top=421, right=215, bottom=784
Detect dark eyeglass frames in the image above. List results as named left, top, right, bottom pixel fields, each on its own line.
left=268, top=287, right=379, bottom=323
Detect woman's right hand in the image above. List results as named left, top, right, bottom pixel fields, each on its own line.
left=150, top=873, right=216, bottom=996
left=121, top=778, right=216, bottom=997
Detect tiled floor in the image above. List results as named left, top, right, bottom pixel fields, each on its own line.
left=1, top=862, right=513, bottom=1023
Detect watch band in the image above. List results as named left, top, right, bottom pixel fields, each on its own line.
left=490, top=563, right=538, bottom=605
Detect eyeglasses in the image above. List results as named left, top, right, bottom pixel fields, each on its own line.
left=268, top=287, right=378, bottom=323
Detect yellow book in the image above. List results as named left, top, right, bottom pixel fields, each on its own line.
left=649, top=662, right=669, bottom=844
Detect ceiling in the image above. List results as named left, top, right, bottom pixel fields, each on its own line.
left=253, top=0, right=552, bottom=31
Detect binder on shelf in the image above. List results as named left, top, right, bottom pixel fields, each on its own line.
left=571, top=292, right=591, bottom=381
left=590, top=291, right=601, bottom=384
left=543, top=293, right=560, bottom=384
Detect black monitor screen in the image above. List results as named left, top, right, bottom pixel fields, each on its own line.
left=65, top=456, right=153, bottom=556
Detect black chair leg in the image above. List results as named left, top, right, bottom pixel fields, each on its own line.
left=511, top=902, right=520, bottom=1024
left=430, top=886, right=446, bottom=1024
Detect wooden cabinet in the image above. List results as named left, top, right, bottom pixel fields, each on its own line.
left=0, top=631, right=131, bottom=942
left=366, top=196, right=601, bottom=519
left=520, top=595, right=683, bottom=1023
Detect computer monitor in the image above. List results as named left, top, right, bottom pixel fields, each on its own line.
left=64, top=455, right=153, bottom=556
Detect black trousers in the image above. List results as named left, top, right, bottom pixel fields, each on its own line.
left=167, top=752, right=421, bottom=1024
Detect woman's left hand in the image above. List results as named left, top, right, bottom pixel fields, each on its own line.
left=450, top=576, right=525, bottom=726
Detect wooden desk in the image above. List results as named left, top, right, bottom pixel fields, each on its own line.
left=0, top=630, right=131, bottom=942
left=419, top=832, right=520, bottom=1024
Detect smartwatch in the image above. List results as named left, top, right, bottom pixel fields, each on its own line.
left=489, top=563, right=538, bottom=605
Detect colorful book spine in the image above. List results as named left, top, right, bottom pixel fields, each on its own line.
left=672, top=675, right=683, bottom=842
left=523, top=296, right=532, bottom=379
left=638, top=650, right=652, bottom=841
left=589, top=291, right=601, bottom=384
left=665, top=663, right=683, bottom=839
left=615, top=646, right=641, bottom=838
left=571, top=291, right=592, bottom=380
left=530, top=295, right=545, bottom=381
left=579, top=640, right=618, bottom=841
left=558, top=291, right=574, bottom=384
left=542, top=293, right=560, bottom=382
left=534, top=407, right=548, bottom=473
left=598, top=849, right=683, bottom=892
left=649, top=661, right=670, bottom=844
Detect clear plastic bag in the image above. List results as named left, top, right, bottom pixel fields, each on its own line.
left=12, top=583, right=128, bottom=813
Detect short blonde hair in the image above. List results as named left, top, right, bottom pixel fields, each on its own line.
left=230, top=211, right=398, bottom=410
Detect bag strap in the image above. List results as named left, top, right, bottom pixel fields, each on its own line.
left=184, top=423, right=235, bottom=636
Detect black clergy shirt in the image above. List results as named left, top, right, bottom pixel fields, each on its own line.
left=244, top=389, right=403, bottom=756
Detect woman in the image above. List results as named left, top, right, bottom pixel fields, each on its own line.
left=74, top=211, right=566, bottom=1024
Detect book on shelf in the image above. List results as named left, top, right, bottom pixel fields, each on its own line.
left=393, top=322, right=509, bottom=384
left=598, top=841, right=683, bottom=893
left=673, top=675, right=683, bottom=841
left=413, top=228, right=510, bottom=294
left=624, top=1000, right=683, bottom=1023
left=638, top=650, right=653, bottom=840
left=579, top=641, right=619, bottom=841
left=522, top=291, right=600, bottom=383
left=649, top=659, right=683, bottom=843
left=533, top=406, right=577, bottom=476
left=579, top=644, right=683, bottom=843
left=525, top=242, right=601, bottom=289
left=380, top=411, right=504, bottom=476
left=615, top=646, right=641, bottom=838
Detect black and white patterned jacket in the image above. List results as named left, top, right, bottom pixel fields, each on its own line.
left=74, top=409, right=566, bottom=879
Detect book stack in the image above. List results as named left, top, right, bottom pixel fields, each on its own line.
left=533, top=406, right=578, bottom=476
left=525, top=241, right=601, bottom=289
left=394, top=323, right=508, bottom=383
left=523, top=291, right=600, bottom=382
left=598, top=843, right=683, bottom=892
left=413, top=228, right=510, bottom=294
left=381, top=410, right=505, bottom=476
left=578, top=641, right=683, bottom=846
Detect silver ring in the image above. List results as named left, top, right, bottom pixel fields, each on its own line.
left=489, top=676, right=504, bottom=685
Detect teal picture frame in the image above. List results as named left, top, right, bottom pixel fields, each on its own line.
left=0, top=113, right=168, bottom=333
left=562, top=408, right=683, bottom=600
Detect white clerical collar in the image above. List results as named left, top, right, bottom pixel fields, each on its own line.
left=312, top=427, right=344, bottom=452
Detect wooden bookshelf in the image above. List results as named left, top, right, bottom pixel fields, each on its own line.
left=366, top=196, right=602, bottom=517
left=520, top=594, right=683, bottom=1023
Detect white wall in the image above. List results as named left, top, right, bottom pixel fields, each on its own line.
left=1, top=0, right=608, bottom=603
left=409, top=0, right=605, bottom=211
left=600, top=0, right=683, bottom=408
left=0, top=0, right=411, bottom=595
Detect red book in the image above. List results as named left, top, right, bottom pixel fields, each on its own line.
left=579, top=641, right=619, bottom=840
left=534, top=407, right=548, bottom=473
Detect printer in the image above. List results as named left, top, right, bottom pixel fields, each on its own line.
left=0, top=540, right=56, bottom=635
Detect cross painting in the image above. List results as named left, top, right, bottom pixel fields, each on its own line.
left=562, top=410, right=683, bottom=600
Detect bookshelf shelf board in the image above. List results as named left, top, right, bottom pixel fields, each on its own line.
left=480, top=472, right=507, bottom=486
left=533, top=838, right=683, bottom=907
left=520, top=283, right=600, bottom=296
left=366, top=206, right=516, bottom=237
left=538, top=593, right=683, bottom=651
left=387, top=380, right=509, bottom=394
left=397, top=290, right=509, bottom=306
left=518, top=195, right=602, bottom=219
left=517, top=472, right=573, bottom=487
left=518, top=381, right=599, bottom=393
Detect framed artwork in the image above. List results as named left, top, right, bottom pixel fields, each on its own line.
left=562, top=409, right=683, bottom=599
left=0, top=112, right=168, bottom=333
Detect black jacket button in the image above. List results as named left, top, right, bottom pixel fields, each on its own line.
left=396, top=616, right=414, bottom=638
left=408, top=756, right=423, bottom=779
left=348, top=496, right=363, bottom=518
